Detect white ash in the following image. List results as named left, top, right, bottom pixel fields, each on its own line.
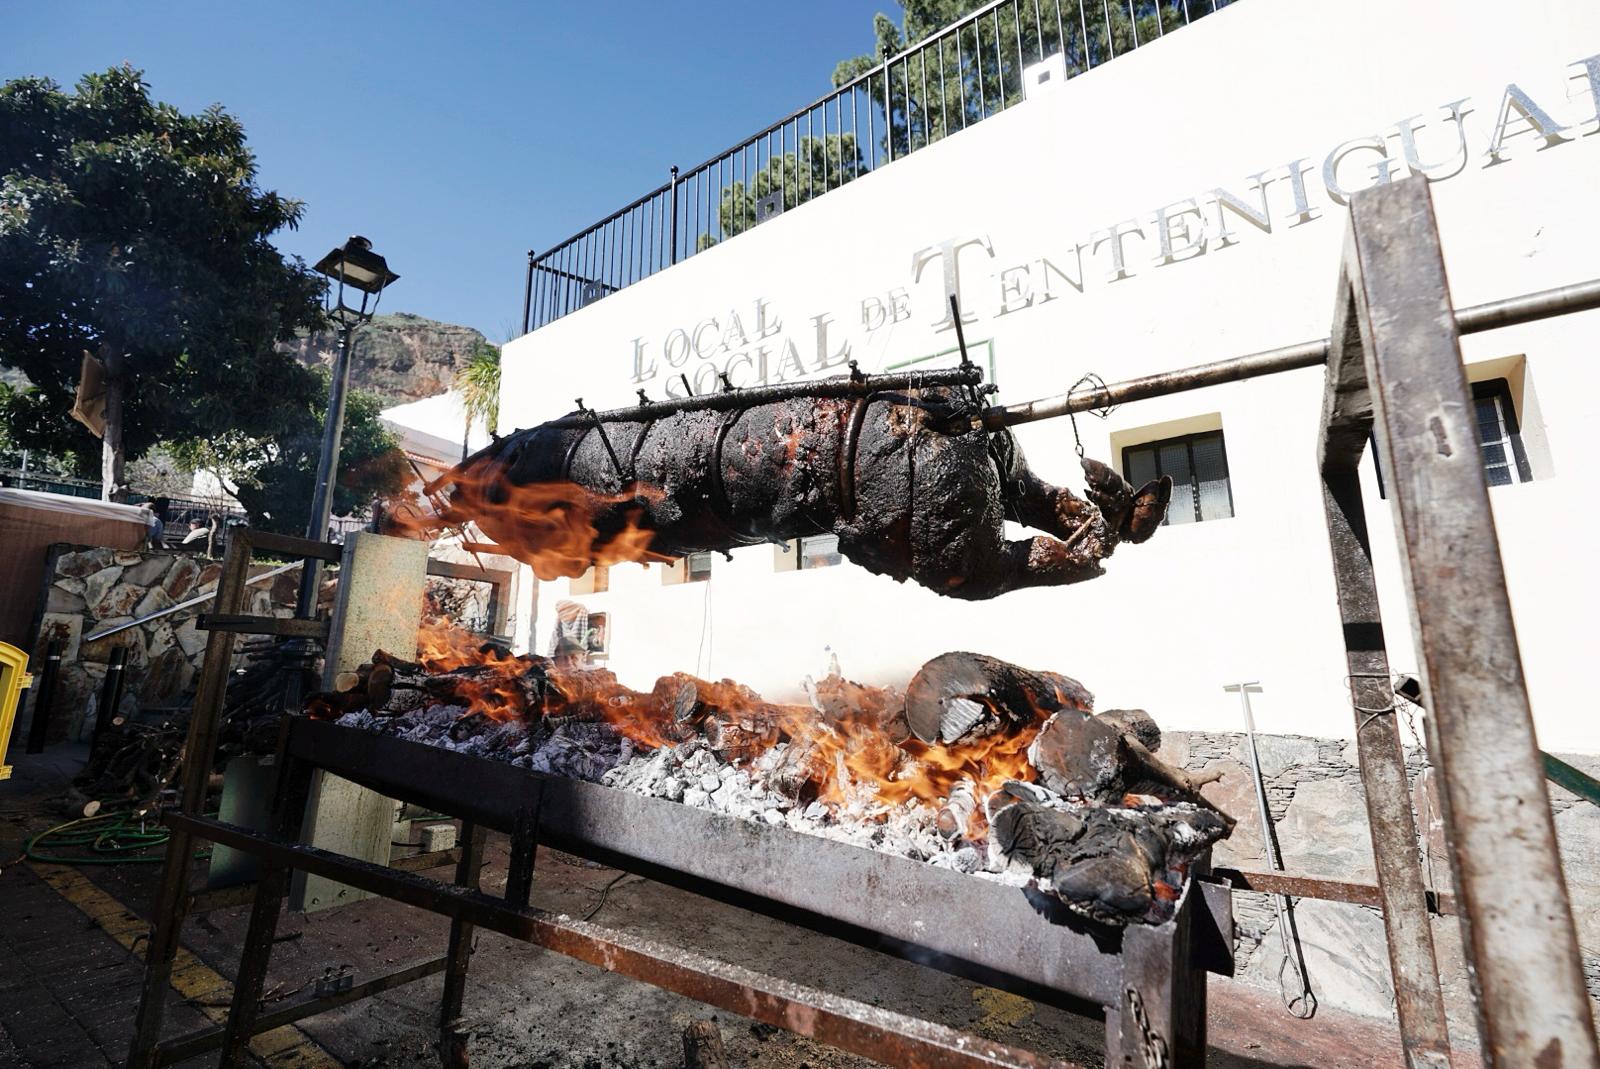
left=335, top=707, right=1015, bottom=878
left=335, top=706, right=635, bottom=782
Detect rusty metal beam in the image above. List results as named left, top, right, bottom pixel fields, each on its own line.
left=241, top=528, right=344, bottom=562
left=165, top=812, right=1077, bottom=1069
left=1339, top=178, right=1597, bottom=1068
left=983, top=276, right=1600, bottom=429
left=126, top=532, right=255, bottom=1069
left=1213, top=869, right=1457, bottom=917
left=152, top=956, right=448, bottom=1066
left=197, top=613, right=330, bottom=639
left=1319, top=226, right=1454, bottom=1069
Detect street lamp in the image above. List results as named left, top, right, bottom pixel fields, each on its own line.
left=297, top=236, right=399, bottom=615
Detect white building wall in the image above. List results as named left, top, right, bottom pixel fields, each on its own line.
left=501, top=0, right=1600, bottom=752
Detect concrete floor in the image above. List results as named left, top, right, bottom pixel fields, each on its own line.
left=0, top=745, right=1475, bottom=1069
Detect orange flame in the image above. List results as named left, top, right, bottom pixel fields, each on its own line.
left=411, top=615, right=1040, bottom=838
left=414, top=616, right=525, bottom=720
left=391, top=454, right=666, bottom=581
left=776, top=706, right=1039, bottom=838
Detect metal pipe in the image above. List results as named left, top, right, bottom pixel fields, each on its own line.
left=520, top=250, right=534, bottom=335
left=83, top=561, right=300, bottom=643
left=90, top=646, right=128, bottom=757
left=983, top=276, right=1600, bottom=429
left=669, top=165, right=680, bottom=265
left=23, top=638, right=63, bottom=754
left=533, top=364, right=982, bottom=431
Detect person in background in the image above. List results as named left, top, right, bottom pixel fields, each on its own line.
left=549, top=599, right=589, bottom=666
left=145, top=496, right=170, bottom=547
left=181, top=518, right=209, bottom=546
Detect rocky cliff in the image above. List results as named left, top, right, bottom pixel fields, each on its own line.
left=278, top=313, right=492, bottom=405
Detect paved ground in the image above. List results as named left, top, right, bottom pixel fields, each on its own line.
left=0, top=746, right=1478, bottom=1069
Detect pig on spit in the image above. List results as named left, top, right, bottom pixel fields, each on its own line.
left=418, top=376, right=1171, bottom=600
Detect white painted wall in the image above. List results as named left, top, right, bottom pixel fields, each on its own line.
left=501, top=0, right=1600, bottom=752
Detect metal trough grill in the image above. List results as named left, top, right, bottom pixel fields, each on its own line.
left=290, top=717, right=1229, bottom=1011
left=154, top=715, right=1228, bottom=1069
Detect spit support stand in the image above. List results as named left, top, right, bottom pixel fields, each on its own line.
left=1223, top=681, right=1315, bottom=1019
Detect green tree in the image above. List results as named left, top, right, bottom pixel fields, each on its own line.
left=454, top=340, right=501, bottom=456
left=708, top=133, right=864, bottom=247
left=703, top=1, right=1224, bottom=249
left=831, top=0, right=1218, bottom=159
left=0, top=66, right=327, bottom=500
left=185, top=374, right=408, bottom=535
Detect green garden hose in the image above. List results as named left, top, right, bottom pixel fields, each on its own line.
left=25, top=812, right=175, bottom=865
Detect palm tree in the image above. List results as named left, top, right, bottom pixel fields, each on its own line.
left=455, top=341, right=501, bottom=461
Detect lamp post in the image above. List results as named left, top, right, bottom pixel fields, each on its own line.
left=297, top=236, right=399, bottom=616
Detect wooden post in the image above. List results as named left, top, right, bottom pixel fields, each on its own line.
left=101, top=346, right=126, bottom=503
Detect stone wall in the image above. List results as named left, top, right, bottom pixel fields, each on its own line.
left=1165, top=728, right=1600, bottom=1035
left=20, top=545, right=301, bottom=743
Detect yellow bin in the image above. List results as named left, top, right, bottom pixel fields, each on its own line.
left=0, top=641, right=32, bottom=780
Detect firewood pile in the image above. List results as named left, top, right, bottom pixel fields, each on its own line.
left=309, top=627, right=1231, bottom=924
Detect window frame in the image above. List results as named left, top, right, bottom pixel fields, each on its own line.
left=797, top=533, right=842, bottom=570
left=1471, top=377, right=1533, bottom=485
left=1120, top=429, right=1235, bottom=525
left=685, top=551, right=714, bottom=583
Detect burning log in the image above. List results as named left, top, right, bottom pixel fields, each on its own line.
left=1027, top=710, right=1230, bottom=822
left=416, top=375, right=1172, bottom=601
left=986, top=781, right=1229, bottom=924
left=767, top=736, right=832, bottom=803
left=905, top=651, right=1092, bottom=744
left=803, top=655, right=907, bottom=740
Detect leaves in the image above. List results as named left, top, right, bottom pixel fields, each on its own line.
left=454, top=340, right=501, bottom=438
left=0, top=64, right=327, bottom=475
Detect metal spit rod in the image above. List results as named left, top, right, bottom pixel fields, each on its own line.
left=984, top=276, right=1600, bottom=429
left=82, top=560, right=301, bottom=643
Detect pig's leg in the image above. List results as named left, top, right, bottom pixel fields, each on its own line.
left=996, top=533, right=1108, bottom=592
left=1010, top=459, right=1171, bottom=554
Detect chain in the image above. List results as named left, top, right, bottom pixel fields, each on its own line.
left=1065, top=372, right=1116, bottom=460
left=1125, top=988, right=1170, bottom=1069
left=1343, top=671, right=1398, bottom=733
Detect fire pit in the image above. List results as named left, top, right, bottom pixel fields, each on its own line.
left=309, top=624, right=1232, bottom=927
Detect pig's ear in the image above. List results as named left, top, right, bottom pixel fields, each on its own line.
left=1122, top=476, right=1172, bottom=544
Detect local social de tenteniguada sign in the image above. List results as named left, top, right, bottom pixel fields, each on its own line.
left=627, top=54, right=1600, bottom=399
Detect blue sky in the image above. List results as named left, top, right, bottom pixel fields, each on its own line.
left=4, top=2, right=891, bottom=341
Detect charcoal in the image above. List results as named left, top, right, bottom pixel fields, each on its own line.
left=985, top=782, right=1229, bottom=924
left=905, top=651, right=1093, bottom=744
left=1029, top=710, right=1230, bottom=822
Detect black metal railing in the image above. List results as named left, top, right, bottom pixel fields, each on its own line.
left=0, top=468, right=247, bottom=524
left=521, top=0, right=1239, bottom=335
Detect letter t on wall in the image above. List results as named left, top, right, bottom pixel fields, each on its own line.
left=912, top=236, right=995, bottom=330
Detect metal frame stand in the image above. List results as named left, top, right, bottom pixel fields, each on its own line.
left=148, top=712, right=1220, bottom=1069
left=1317, top=178, right=1596, bottom=1069
left=124, top=529, right=511, bottom=1069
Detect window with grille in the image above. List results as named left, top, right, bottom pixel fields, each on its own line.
left=1472, top=378, right=1532, bottom=486
left=1122, top=431, right=1234, bottom=525
left=799, top=533, right=842, bottom=569
left=1371, top=377, right=1536, bottom=495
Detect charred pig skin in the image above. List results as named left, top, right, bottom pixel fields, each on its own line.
left=443, top=386, right=1170, bottom=600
